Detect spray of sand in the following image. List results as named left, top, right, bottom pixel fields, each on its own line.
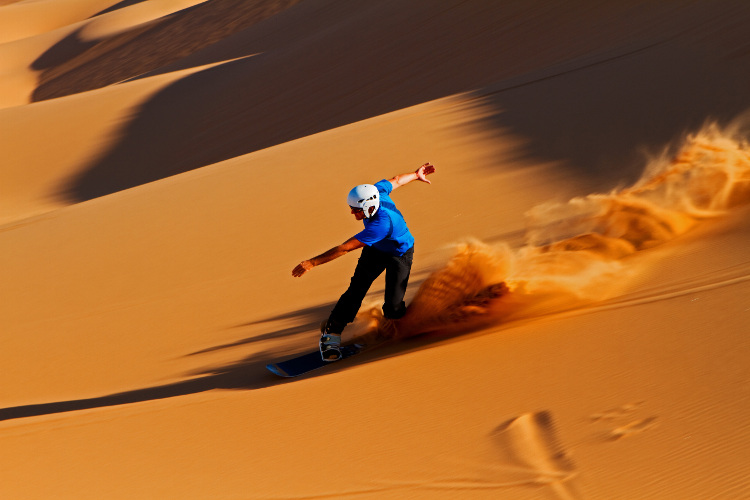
left=361, top=120, right=750, bottom=341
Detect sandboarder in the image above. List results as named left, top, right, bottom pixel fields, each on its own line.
left=292, top=162, right=436, bottom=361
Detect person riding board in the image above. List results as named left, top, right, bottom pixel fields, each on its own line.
left=292, top=162, right=436, bottom=361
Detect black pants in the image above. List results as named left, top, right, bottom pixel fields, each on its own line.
left=327, top=245, right=414, bottom=332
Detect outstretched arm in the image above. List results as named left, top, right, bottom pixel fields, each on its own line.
left=292, top=236, right=365, bottom=277
left=388, top=162, right=436, bottom=191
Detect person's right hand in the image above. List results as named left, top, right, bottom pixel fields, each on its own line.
left=292, top=260, right=314, bottom=277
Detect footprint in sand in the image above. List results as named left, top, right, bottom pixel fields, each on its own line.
left=491, top=411, right=581, bottom=499
left=589, top=401, right=644, bottom=422
left=607, top=416, right=659, bottom=440
left=589, top=402, right=658, bottom=441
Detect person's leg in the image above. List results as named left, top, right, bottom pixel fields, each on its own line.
left=382, top=246, right=414, bottom=320
left=321, top=246, right=388, bottom=361
left=326, top=245, right=388, bottom=332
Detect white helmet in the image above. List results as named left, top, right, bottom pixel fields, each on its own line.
left=347, top=184, right=380, bottom=218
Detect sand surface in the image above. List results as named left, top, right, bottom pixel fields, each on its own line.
left=2, top=1, right=750, bottom=498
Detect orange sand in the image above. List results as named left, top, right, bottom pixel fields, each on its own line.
left=2, top=1, right=750, bottom=498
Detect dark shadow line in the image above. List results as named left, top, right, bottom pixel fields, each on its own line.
left=188, top=321, right=322, bottom=356
left=0, top=313, right=510, bottom=423
left=0, top=378, right=216, bottom=421
left=0, top=348, right=281, bottom=422
left=91, top=0, right=150, bottom=18
left=187, top=300, right=337, bottom=356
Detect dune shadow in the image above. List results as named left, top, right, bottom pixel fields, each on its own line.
left=91, top=0, right=150, bottom=18
left=31, top=28, right=98, bottom=72
left=55, top=2, right=750, bottom=203
left=32, top=0, right=305, bottom=102
left=466, top=37, right=750, bottom=193
left=57, top=41, right=489, bottom=202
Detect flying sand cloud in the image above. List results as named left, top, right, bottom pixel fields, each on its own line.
left=361, top=119, right=750, bottom=341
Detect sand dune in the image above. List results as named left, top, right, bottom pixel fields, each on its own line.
left=2, top=1, right=750, bottom=498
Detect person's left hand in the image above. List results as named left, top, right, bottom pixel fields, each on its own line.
left=416, top=162, right=436, bottom=183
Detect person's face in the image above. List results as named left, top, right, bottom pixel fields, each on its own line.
left=350, top=206, right=366, bottom=221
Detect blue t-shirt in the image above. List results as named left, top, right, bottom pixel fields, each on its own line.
left=354, top=179, right=415, bottom=256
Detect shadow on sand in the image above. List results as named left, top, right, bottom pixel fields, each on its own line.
left=0, top=295, right=443, bottom=423
left=53, top=2, right=750, bottom=203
